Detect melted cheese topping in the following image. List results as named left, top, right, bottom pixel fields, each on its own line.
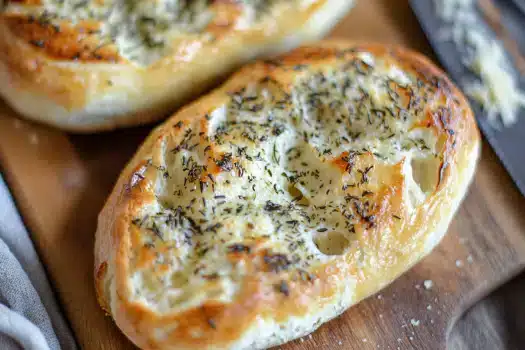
left=127, top=51, right=447, bottom=314
left=2, top=0, right=310, bottom=65
left=435, top=0, right=525, bottom=126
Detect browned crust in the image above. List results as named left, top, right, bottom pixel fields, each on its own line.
left=6, top=0, right=42, bottom=6
left=95, top=261, right=110, bottom=314
left=3, top=15, right=122, bottom=63
left=94, top=41, right=480, bottom=349
left=2, top=1, right=328, bottom=63
left=1, top=1, right=244, bottom=63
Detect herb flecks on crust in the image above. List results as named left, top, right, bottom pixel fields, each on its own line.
left=2, top=0, right=289, bottom=64
left=125, top=47, right=458, bottom=314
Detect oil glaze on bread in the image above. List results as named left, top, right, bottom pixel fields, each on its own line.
left=95, top=42, right=480, bottom=349
left=0, top=0, right=354, bottom=132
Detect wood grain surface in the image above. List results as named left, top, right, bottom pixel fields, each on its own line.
left=1, top=1, right=525, bottom=349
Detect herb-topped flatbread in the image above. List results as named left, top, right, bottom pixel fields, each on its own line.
left=95, top=41, right=480, bottom=349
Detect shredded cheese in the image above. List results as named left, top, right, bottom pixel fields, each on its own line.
left=435, top=0, right=525, bottom=126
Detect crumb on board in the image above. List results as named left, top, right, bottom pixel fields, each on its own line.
left=467, top=255, right=474, bottom=263
left=338, top=341, right=342, bottom=345
left=415, top=284, right=421, bottom=290
left=410, top=319, right=420, bottom=326
left=379, top=314, right=383, bottom=318
left=377, top=294, right=382, bottom=299
left=456, top=259, right=463, bottom=268
left=29, top=133, right=39, bottom=145
left=424, top=280, right=433, bottom=290
left=409, top=336, right=414, bottom=341
left=62, top=166, right=87, bottom=189
left=308, top=335, right=313, bottom=340
left=427, top=304, right=432, bottom=310
left=363, top=338, right=367, bottom=342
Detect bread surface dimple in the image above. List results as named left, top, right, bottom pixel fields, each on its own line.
left=95, top=42, right=480, bottom=350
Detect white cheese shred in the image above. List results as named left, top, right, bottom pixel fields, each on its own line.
left=435, top=0, right=525, bottom=127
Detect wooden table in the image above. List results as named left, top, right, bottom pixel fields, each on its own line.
left=1, top=0, right=525, bottom=349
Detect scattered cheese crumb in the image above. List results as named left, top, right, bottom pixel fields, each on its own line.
left=63, top=167, right=86, bottom=189
left=29, top=133, right=39, bottom=145
left=431, top=319, right=435, bottom=324
left=427, top=305, right=432, bottom=310
left=424, top=280, right=433, bottom=290
left=467, top=255, right=474, bottom=263
left=308, top=335, right=313, bottom=340
left=379, top=314, right=384, bottom=318
left=409, top=336, right=414, bottom=341
left=338, top=341, right=343, bottom=345
left=377, top=294, right=382, bottom=299
left=411, top=319, right=420, bottom=326
left=415, top=284, right=421, bottom=290
left=363, top=338, right=367, bottom=342
left=397, top=338, right=402, bottom=342
left=456, top=259, right=463, bottom=267
left=300, top=338, right=305, bottom=342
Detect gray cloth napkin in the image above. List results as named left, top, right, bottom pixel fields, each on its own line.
left=0, top=174, right=77, bottom=350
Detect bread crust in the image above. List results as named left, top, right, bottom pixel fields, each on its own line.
left=95, top=41, right=480, bottom=349
left=0, top=0, right=354, bottom=132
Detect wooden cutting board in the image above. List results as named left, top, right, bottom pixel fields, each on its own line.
left=1, top=1, right=525, bottom=349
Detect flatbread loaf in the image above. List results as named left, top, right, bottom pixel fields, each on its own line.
left=0, top=0, right=354, bottom=131
left=94, top=41, right=480, bottom=349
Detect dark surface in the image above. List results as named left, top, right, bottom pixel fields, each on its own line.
left=410, top=0, right=525, bottom=197
left=509, top=0, right=525, bottom=18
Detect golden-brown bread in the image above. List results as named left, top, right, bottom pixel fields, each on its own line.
left=0, top=0, right=354, bottom=132
left=94, top=41, right=480, bottom=349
